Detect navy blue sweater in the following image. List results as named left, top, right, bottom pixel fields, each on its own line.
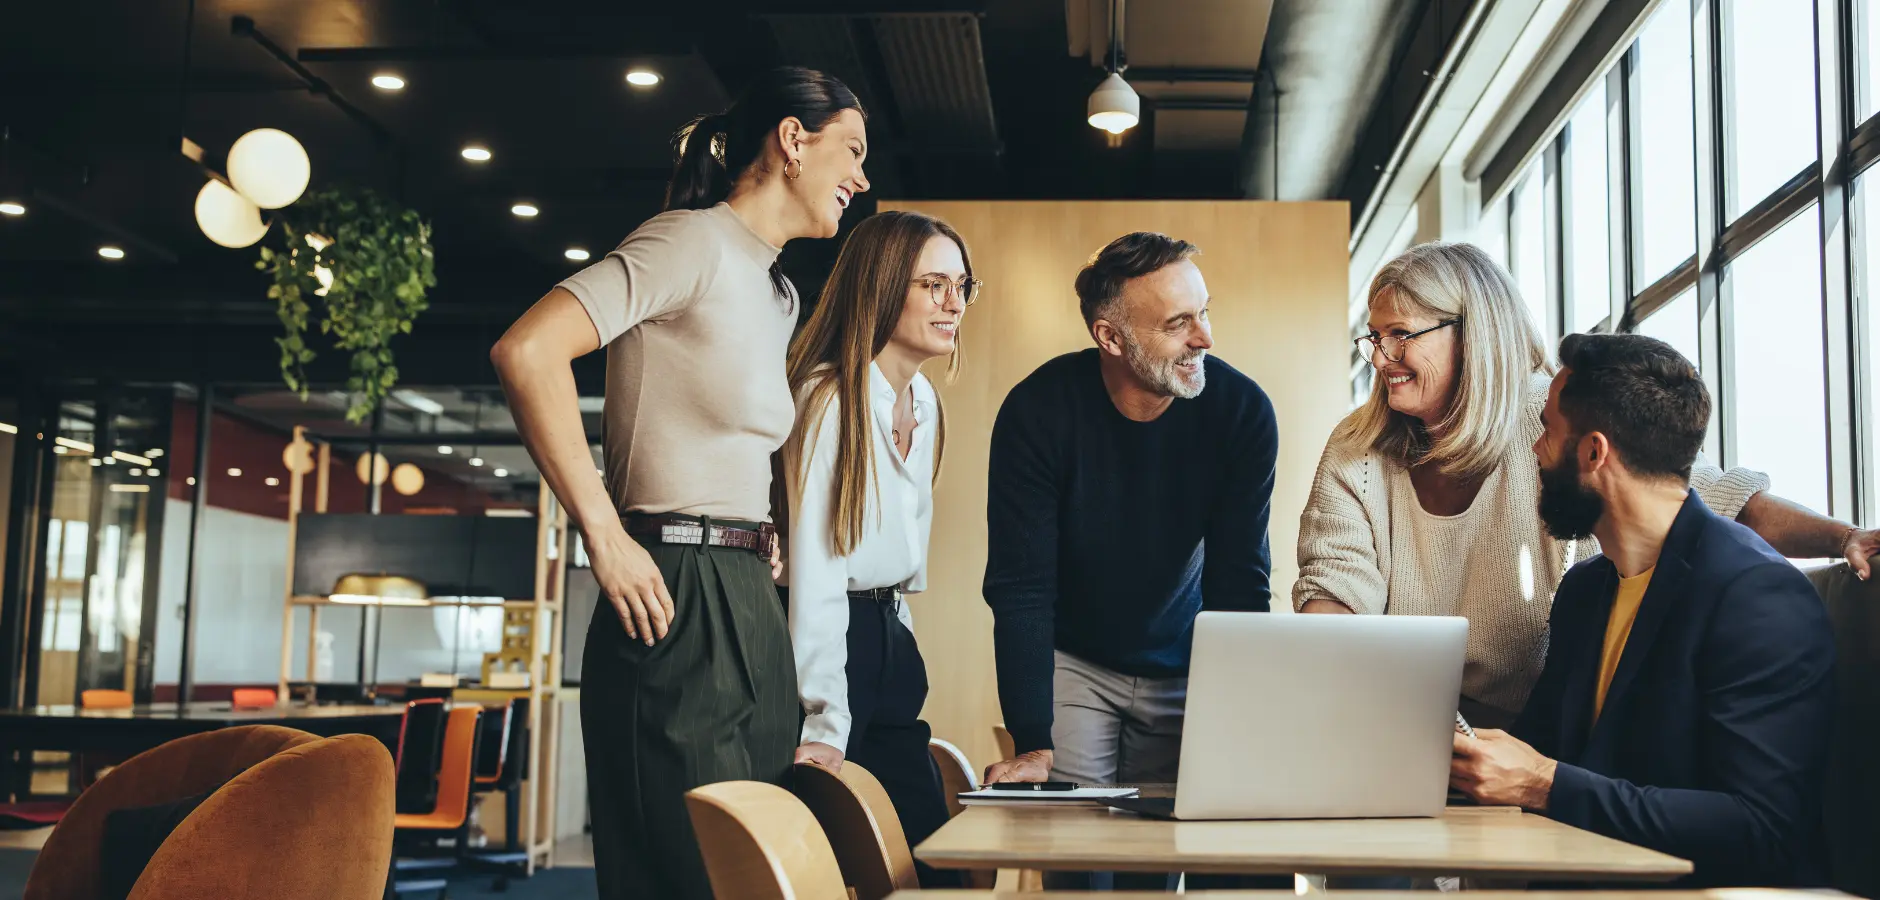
left=983, top=349, right=1278, bottom=754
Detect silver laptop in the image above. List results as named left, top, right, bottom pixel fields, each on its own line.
left=1107, top=611, right=1467, bottom=820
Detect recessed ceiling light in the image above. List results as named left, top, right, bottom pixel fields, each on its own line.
left=511, top=203, right=539, bottom=218
left=147, top=448, right=164, bottom=457
left=372, top=74, right=406, bottom=91
left=130, top=468, right=144, bottom=476
left=227, top=467, right=242, bottom=477
left=438, top=445, right=454, bottom=455
left=461, top=145, right=492, bottom=162
left=265, top=477, right=281, bottom=486
left=469, top=457, right=484, bottom=467
left=626, top=70, right=661, bottom=87
left=493, top=468, right=509, bottom=478
left=98, top=246, right=125, bottom=260
left=148, top=468, right=160, bottom=476
left=187, top=476, right=196, bottom=485
left=564, top=247, right=590, bottom=262
left=0, top=201, right=23, bottom=216
left=89, top=459, right=101, bottom=467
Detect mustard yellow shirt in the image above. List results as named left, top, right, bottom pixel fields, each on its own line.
left=1595, top=566, right=1656, bottom=720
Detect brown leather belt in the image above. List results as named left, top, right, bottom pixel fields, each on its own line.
left=626, top=515, right=777, bottom=558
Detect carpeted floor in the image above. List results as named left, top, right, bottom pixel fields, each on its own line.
left=0, top=849, right=599, bottom=900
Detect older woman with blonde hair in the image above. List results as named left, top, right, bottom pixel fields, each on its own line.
left=1297, top=240, right=1878, bottom=729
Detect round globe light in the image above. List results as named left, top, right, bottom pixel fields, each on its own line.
left=282, top=438, right=315, bottom=475
left=194, top=179, right=268, bottom=248
left=356, top=451, right=390, bottom=486
left=227, top=128, right=310, bottom=209
left=391, top=463, right=425, bottom=496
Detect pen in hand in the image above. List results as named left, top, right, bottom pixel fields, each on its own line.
left=1455, top=711, right=1477, bottom=739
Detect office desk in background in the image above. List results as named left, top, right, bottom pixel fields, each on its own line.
left=914, top=804, right=1692, bottom=882
left=0, top=702, right=406, bottom=797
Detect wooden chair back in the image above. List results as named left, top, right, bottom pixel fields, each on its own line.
left=685, top=780, right=848, bottom=900
left=927, top=738, right=977, bottom=818
left=791, top=762, right=916, bottom=900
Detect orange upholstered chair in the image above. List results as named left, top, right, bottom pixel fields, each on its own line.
left=395, top=705, right=482, bottom=832
left=23, top=724, right=395, bottom=900
left=229, top=688, right=278, bottom=709
left=80, top=689, right=132, bottom=710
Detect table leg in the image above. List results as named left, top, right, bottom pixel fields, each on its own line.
left=993, top=869, right=1045, bottom=892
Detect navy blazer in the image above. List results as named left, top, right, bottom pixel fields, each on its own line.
left=1513, top=491, right=1834, bottom=887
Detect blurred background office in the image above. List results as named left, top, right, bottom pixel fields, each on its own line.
left=3, top=0, right=1878, bottom=897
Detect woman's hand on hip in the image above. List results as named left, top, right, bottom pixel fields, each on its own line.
left=795, top=742, right=844, bottom=771
left=588, top=524, right=674, bottom=646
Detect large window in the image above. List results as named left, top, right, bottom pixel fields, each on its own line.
left=1860, top=178, right=1880, bottom=521
left=1510, top=164, right=1553, bottom=341
left=1729, top=212, right=1829, bottom=513
left=1471, top=0, right=1880, bottom=528
left=1637, top=288, right=1702, bottom=371
left=1565, top=79, right=1613, bottom=333
left=1721, top=0, right=1819, bottom=218
left=1634, top=4, right=1699, bottom=281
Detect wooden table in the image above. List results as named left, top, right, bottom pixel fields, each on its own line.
left=0, top=702, right=406, bottom=798
left=893, top=893, right=1826, bottom=899
left=913, top=804, right=1692, bottom=882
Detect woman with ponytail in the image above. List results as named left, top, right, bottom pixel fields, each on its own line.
left=491, top=66, right=868, bottom=900
left=782, top=211, right=975, bottom=885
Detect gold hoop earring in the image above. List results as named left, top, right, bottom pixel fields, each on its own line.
left=784, top=158, right=802, bottom=180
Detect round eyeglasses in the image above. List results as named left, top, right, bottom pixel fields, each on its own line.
left=1354, top=317, right=1462, bottom=364
left=911, top=276, right=982, bottom=307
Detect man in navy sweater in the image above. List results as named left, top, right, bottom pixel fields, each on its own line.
left=1451, top=333, right=1833, bottom=887
left=980, top=232, right=1278, bottom=888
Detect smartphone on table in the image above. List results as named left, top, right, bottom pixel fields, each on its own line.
left=987, top=781, right=1079, bottom=791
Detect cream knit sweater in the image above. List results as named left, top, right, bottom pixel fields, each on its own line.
left=1292, top=372, right=1769, bottom=726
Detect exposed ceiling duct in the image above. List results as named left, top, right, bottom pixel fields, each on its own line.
left=763, top=11, right=1002, bottom=169
left=1239, top=0, right=1424, bottom=200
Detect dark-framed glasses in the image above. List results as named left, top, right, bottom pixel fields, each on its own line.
left=912, top=276, right=982, bottom=307
left=1354, top=317, right=1462, bottom=363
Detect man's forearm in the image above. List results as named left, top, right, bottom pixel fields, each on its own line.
left=1737, top=492, right=1853, bottom=558
left=989, top=603, right=1056, bottom=754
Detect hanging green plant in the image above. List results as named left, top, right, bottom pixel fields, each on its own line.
left=258, top=185, right=436, bottom=423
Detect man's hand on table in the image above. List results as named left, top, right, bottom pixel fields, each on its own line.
left=1450, top=729, right=1556, bottom=811
left=984, top=749, right=1054, bottom=784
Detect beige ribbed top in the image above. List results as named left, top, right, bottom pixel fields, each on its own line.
left=1292, top=372, right=1770, bottom=726
left=560, top=203, right=798, bottom=522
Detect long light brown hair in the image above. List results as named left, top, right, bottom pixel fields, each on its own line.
left=784, top=211, right=968, bottom=556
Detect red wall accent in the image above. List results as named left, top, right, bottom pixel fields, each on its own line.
left=166, top=400, right=507, bottom=521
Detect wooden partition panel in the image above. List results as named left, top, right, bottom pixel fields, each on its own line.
left=880, top=200, right=1351, bottom=771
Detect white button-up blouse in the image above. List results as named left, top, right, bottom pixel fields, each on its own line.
left=785, top=362, right=938, bottom=752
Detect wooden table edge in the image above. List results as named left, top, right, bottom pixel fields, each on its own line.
left=911, top=851, right=1692, bottom=881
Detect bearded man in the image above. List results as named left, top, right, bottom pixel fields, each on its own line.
left=978, top=231, right=1280, bottom=890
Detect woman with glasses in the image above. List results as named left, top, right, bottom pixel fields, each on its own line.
left=1296, top=241, right=1878, bottom=729
left=781, top=211, right=975, bottom=885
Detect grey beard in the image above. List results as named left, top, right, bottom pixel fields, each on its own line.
left=1121, top=327, right=1206, bottom=399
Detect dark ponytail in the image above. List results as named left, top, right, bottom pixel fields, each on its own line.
left=663, top=66, right=864, bottom=307
left=662, top=66, right=864, bottom=213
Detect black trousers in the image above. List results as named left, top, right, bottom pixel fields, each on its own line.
left=581, top=532, right=798, bottom=900
left=842, top=595, right=960, bottom=889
